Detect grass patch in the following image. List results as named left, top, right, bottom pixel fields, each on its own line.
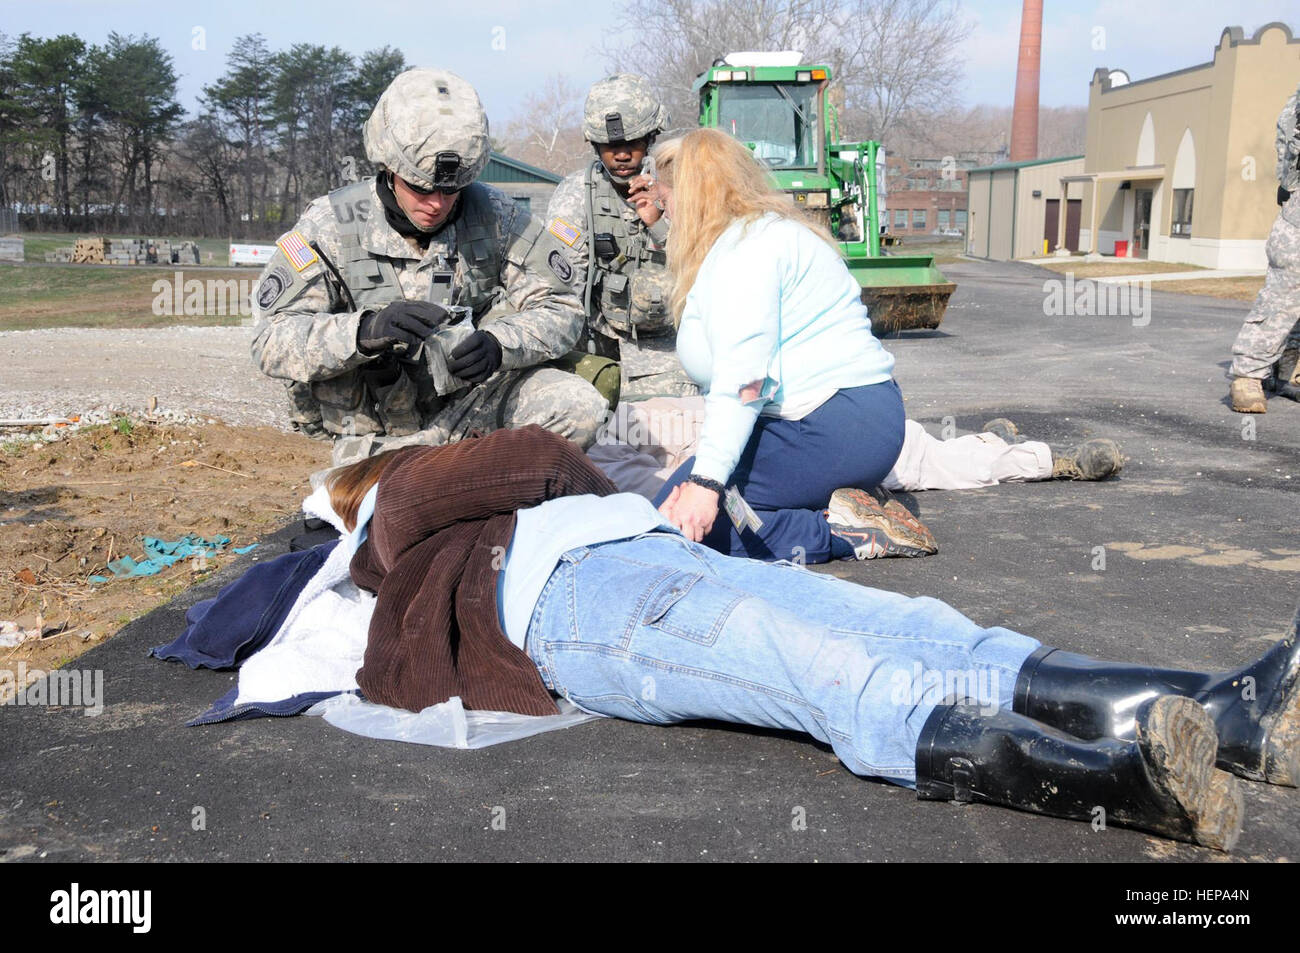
left=0, top=264, right=256, bottom=331
left=1035, top=259, right=1200, bottom=279
left=1154, top=276, right=1265, bottom=302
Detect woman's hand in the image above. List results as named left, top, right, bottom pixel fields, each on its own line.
left=658, top=481, right=720, bottom=543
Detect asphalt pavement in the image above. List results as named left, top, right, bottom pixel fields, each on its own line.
left=2, top=259, right=1297, bottom=862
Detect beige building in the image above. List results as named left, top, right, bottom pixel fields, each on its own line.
left=966, top=155, right=1085, bottom=259
left=1072, top=22, right=1300, bottom=268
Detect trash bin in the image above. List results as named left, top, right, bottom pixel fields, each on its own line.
left=1114, top=240, right=1129, bottom=258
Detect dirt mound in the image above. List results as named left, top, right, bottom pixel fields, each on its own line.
left=1, top=419, right=332, bottom=697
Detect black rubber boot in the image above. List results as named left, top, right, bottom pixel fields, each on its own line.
left=916, top=695, right=1242, bottom=850
left=1013, top=606, right=1300, bottom=786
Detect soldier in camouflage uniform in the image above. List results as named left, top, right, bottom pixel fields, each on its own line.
left=1229, top=83, right=1300, bottom=413
left=547, top=74, right=698, bottom=400
left=250, top=68, right=606, bottom=465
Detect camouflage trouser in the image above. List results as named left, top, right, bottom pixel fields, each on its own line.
left=1231, top=195, right=1300, bottom=380
left=618, top=334, right=701, bottom=400
left=330, top=365, right=608, bottom=466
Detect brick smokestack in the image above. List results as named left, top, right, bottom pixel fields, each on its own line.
left=1010, top=0, right=1043, bottom=161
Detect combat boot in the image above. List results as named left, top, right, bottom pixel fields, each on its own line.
left=1012, top=605, right=1300, bottom=786
left=1277, top=345, right=1300, bottom=401
left=981, top=418, right=1026, bottom=444
left=916, top=695, right=1243, bottom=851
left=1230, top=377, right=1267, bottom=413
left=1051, top=438, right=1124, bottom=480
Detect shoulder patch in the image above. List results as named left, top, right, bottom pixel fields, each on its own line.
left=548, top=218, right=581, bottom=247
left=276, top=231, right=320, bottom=272
left=547, top=249, right=574, bottom=283
left=256, top=266, right=293, bottom=310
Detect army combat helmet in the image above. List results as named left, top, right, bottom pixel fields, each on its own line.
left=582, top=73, right=669, bottom=144
left=363, top=68, right=490, bottom=191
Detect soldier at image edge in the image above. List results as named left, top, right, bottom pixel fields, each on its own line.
left=1228, top=81, right=1300, bottom=414
left=547, top=73, right=700, bottom=401
left=249, top=67, right=607, bottom=466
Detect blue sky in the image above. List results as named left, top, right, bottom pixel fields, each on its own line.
left=9, top=0, right=1294, bottom=122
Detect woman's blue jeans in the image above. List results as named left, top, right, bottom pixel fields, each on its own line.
left=653, top=380, right=906, bottom=564
left=525, top=533, right=1040, bottom=786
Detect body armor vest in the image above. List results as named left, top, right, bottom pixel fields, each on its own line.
left=329, top=178, right=501, bottom=315
left=299, top=180, right=506, bottom=442
left=583, top=162, right=673, bottom=338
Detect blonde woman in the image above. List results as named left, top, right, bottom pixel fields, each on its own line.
left=648, top=129, right=924, bottom=563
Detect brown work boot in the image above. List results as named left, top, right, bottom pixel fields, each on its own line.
left=1052, top=439, right=1124, bottom=481
left=1230, top=377, right=1267, bottom=413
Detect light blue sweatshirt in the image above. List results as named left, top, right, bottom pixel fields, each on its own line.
left=675, top=213, right=895, bottom=484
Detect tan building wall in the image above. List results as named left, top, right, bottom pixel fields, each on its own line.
left=965, top=156, right=1084, bottom=260
left=1080, top=22, right=1300, bottom=268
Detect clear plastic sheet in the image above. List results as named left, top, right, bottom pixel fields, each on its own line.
left=305, top=692, right=602, bottom=749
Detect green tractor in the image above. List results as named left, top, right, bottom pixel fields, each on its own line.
left=694, top=52, right=956, bottom=335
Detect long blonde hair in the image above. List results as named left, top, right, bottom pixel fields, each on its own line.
left=653, top=128, right=835, bottom=323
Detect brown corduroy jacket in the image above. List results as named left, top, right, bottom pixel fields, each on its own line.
left=349, top=425, right=618, bottom=716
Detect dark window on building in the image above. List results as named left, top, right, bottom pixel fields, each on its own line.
left=894, top=209, right=907, bottom=229
left=938, top=209, right=950, bottom=228
left=955, top=210, right=968, bottom=229
left=1171, top=188, right=1193, bottom=238
left=912, top=209, right=927, bottom=229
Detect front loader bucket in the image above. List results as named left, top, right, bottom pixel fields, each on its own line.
left=846, top=255, right=956, bottom=336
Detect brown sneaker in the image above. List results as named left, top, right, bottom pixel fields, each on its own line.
left=1230, top=377, right=1267, bottom=414
left=826, top=487, right=938, bottom=559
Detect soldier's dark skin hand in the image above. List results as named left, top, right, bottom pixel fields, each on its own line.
left=447, top=330, right=503, bottom=384
left=627, top=174, right=663, bottom=226
left=358, top=300, right=450, bottom=355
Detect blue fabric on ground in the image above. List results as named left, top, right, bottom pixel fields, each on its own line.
left=187, top=686, right=353, bottom=726
left=94, top=535, right=259, bottom=582
left=149, top=540, right=338, bottom=670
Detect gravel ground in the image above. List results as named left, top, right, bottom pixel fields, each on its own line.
left=0, top=325, right=287, bottom=429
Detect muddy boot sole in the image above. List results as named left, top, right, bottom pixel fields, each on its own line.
left=1258, top=624, right=1300, bottom=787
left=1138, top=695, right=1243, bottom=852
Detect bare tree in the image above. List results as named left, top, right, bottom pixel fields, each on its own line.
left=497, top=74, right=590, bottom=174
left=599, top=0, right=972, bottom=142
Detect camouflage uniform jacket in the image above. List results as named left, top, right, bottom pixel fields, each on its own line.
left=250, top=177, right=584, bottom=438
left=1278, top=90, right=1300, bottom=194
left=547, top=162, right=675, bottom=346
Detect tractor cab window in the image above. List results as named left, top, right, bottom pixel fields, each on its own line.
left=717, top=83, right=820, bottom=168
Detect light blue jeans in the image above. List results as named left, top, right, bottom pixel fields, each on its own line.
left=525, top=533, right=1041, bottom=785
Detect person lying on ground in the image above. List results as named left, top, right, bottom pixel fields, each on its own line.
left=324, top=425, right=1298, bottom=852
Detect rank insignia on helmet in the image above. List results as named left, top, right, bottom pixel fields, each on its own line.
left=548, top=249, right=574, bottom=283
left=277, top=231, right=320, bottom=272
left=548, top=218, right=581, bottom=247
left=257, top=266, right=292, bottom=310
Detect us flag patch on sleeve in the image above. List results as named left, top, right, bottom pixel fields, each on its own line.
left=277, top=231, right=320, bottom=271
left=548, top=218, right=581, bottom=247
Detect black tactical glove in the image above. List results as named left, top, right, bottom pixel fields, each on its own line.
left=357, top=300, right=450, bottom=356
left=1280, top=185, right=1292, bottom=207
left=447, top=330, right=503, bottom=384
